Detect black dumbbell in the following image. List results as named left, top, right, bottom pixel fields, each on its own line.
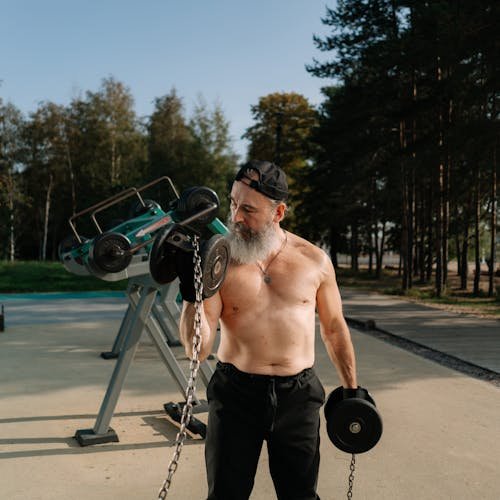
left=324, top=386, right=383, bottom=454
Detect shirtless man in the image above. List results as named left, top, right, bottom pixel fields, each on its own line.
left=179, top=160, right=357, bottom=500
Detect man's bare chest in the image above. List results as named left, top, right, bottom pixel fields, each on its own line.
left=220, top=260, right=319, bottom=312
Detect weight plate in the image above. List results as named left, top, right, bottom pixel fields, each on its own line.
left=201, top=234, right=230, bottom=298
left=149, top=225, right=179, bottom=285
left=326, top=386, right=376, bottom=408
left=324, top=387, right=382, bottom=454
left=89, top=232, right=132, bottom=274
left=177, top=186, right=219, bottom=227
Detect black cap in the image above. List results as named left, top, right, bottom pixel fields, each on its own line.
left=235, top=160, right=288, bottom=201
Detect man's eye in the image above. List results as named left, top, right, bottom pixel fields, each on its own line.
left=229, top=199, right=255, bottom=214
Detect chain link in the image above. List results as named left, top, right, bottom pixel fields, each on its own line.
left=347, top=453, right=356, bottom=500
left=158, top=235, right=204, bottom=499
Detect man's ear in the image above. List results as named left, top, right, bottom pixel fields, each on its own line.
left=273, top=202, right=287, bottom=223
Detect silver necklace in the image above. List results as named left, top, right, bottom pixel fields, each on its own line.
left=256, top=231, right=287, bottom=284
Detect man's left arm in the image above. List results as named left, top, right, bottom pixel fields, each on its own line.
left=316, top=252, right=357, bottom=389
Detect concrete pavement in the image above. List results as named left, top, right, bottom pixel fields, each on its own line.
left=341, top=288, right=500, bottom=374
left=0, top=290, right=499, bottom=499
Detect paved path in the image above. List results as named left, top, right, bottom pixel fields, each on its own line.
left=340, top=288, right=500, bottom=373
left=0, top=291, right=499, bottom=499
left=0, top=292, right=127, bottom=326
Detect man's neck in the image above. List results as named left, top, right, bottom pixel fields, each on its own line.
left=260, top=227, right=287, bottom=265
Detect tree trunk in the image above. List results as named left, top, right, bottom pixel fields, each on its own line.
left=8, top=173, right=15, bottom=262
left=442, top=153, right=450, bottom=292
left=460, top=223, right=469, bottom=290
left=435, top=160, right=444, bottom=297
left=415, top=178, right=425, bottom=282
left=66, top=144, right=77, bottom=215
left=351, top=223, right=359, bottom=272
left=473, top=165, right=481, bottom=295
left=368, top=225, right=374, bottom=274
left=111, top=138, right=116, bottom=185
left=488, top=145, right=497, bottom=297
left=408, top=165, right=414, bottom=287
left=454, top=215, right=461, bottom=278
left=42, top=173, right=54, bottom=261
left=426, top=180, right=434, bottom=282
left=460, top=188, right=473, bottom=289
left=401, top=120, right=409, bottom=291
left=369, top=175, right=377, bottom=275
left=411, top=67, right=418, bottom=281
left=376, top=221, right=386, bottom=279
left=442, top=85, right=453, bottom=291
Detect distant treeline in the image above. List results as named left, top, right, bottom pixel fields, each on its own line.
left=1, top=0, right=498, bottom=297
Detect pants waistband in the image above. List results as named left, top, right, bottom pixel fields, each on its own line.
left=216, top=361, right=314, bottom=384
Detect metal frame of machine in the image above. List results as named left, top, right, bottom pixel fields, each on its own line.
left=58, top=177, right=227, bottom=445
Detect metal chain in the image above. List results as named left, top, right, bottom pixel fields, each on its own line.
left=158, top=235, right=204, bottom=499
left=347, top=454, right=356, bottom=500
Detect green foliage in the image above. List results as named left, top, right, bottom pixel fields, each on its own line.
left=189, top=96, right=239, bottom=216
left=148, top=88, right=195, bottom=188
left=243, top=92, right=318, bottom=231
left=71, top=77, right=148, bottom=202
left=148, top=90, right=238, bottom=217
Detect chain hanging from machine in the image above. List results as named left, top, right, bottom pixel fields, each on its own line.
left=158, top=235, right=204, bottom=499
left=347, top=453, right=356, bottom=500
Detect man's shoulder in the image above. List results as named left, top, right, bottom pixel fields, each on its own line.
left=287, top=231, right=329, bottom=265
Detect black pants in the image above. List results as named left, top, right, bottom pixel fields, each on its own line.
left=205, top=362, right=325, bottom=500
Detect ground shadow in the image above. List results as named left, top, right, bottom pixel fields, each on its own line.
left=0, top=412, right=203, bottom=460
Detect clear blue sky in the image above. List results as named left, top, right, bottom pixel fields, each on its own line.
left=1, top=0, right=335, bottom=158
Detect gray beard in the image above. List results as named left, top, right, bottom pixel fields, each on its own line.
left=226, top=217, right=277, bottom=265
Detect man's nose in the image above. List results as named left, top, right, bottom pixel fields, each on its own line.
left=232, top=207, right=244, bottom=224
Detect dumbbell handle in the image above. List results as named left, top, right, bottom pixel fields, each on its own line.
left=343, top=387, right=367, bottom=399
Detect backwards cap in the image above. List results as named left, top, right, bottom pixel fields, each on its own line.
left=234, top=160, right=288, bottom=201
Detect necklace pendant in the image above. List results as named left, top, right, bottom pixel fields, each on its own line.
left=263, top=275, right=272, bottom=284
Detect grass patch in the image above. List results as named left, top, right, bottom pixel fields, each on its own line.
left=336, top=267, right=401, bottom=291
left=0, top=260, right=127, bottom=293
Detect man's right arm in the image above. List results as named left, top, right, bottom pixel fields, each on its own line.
left=179, top=292, right=222, bottom=362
